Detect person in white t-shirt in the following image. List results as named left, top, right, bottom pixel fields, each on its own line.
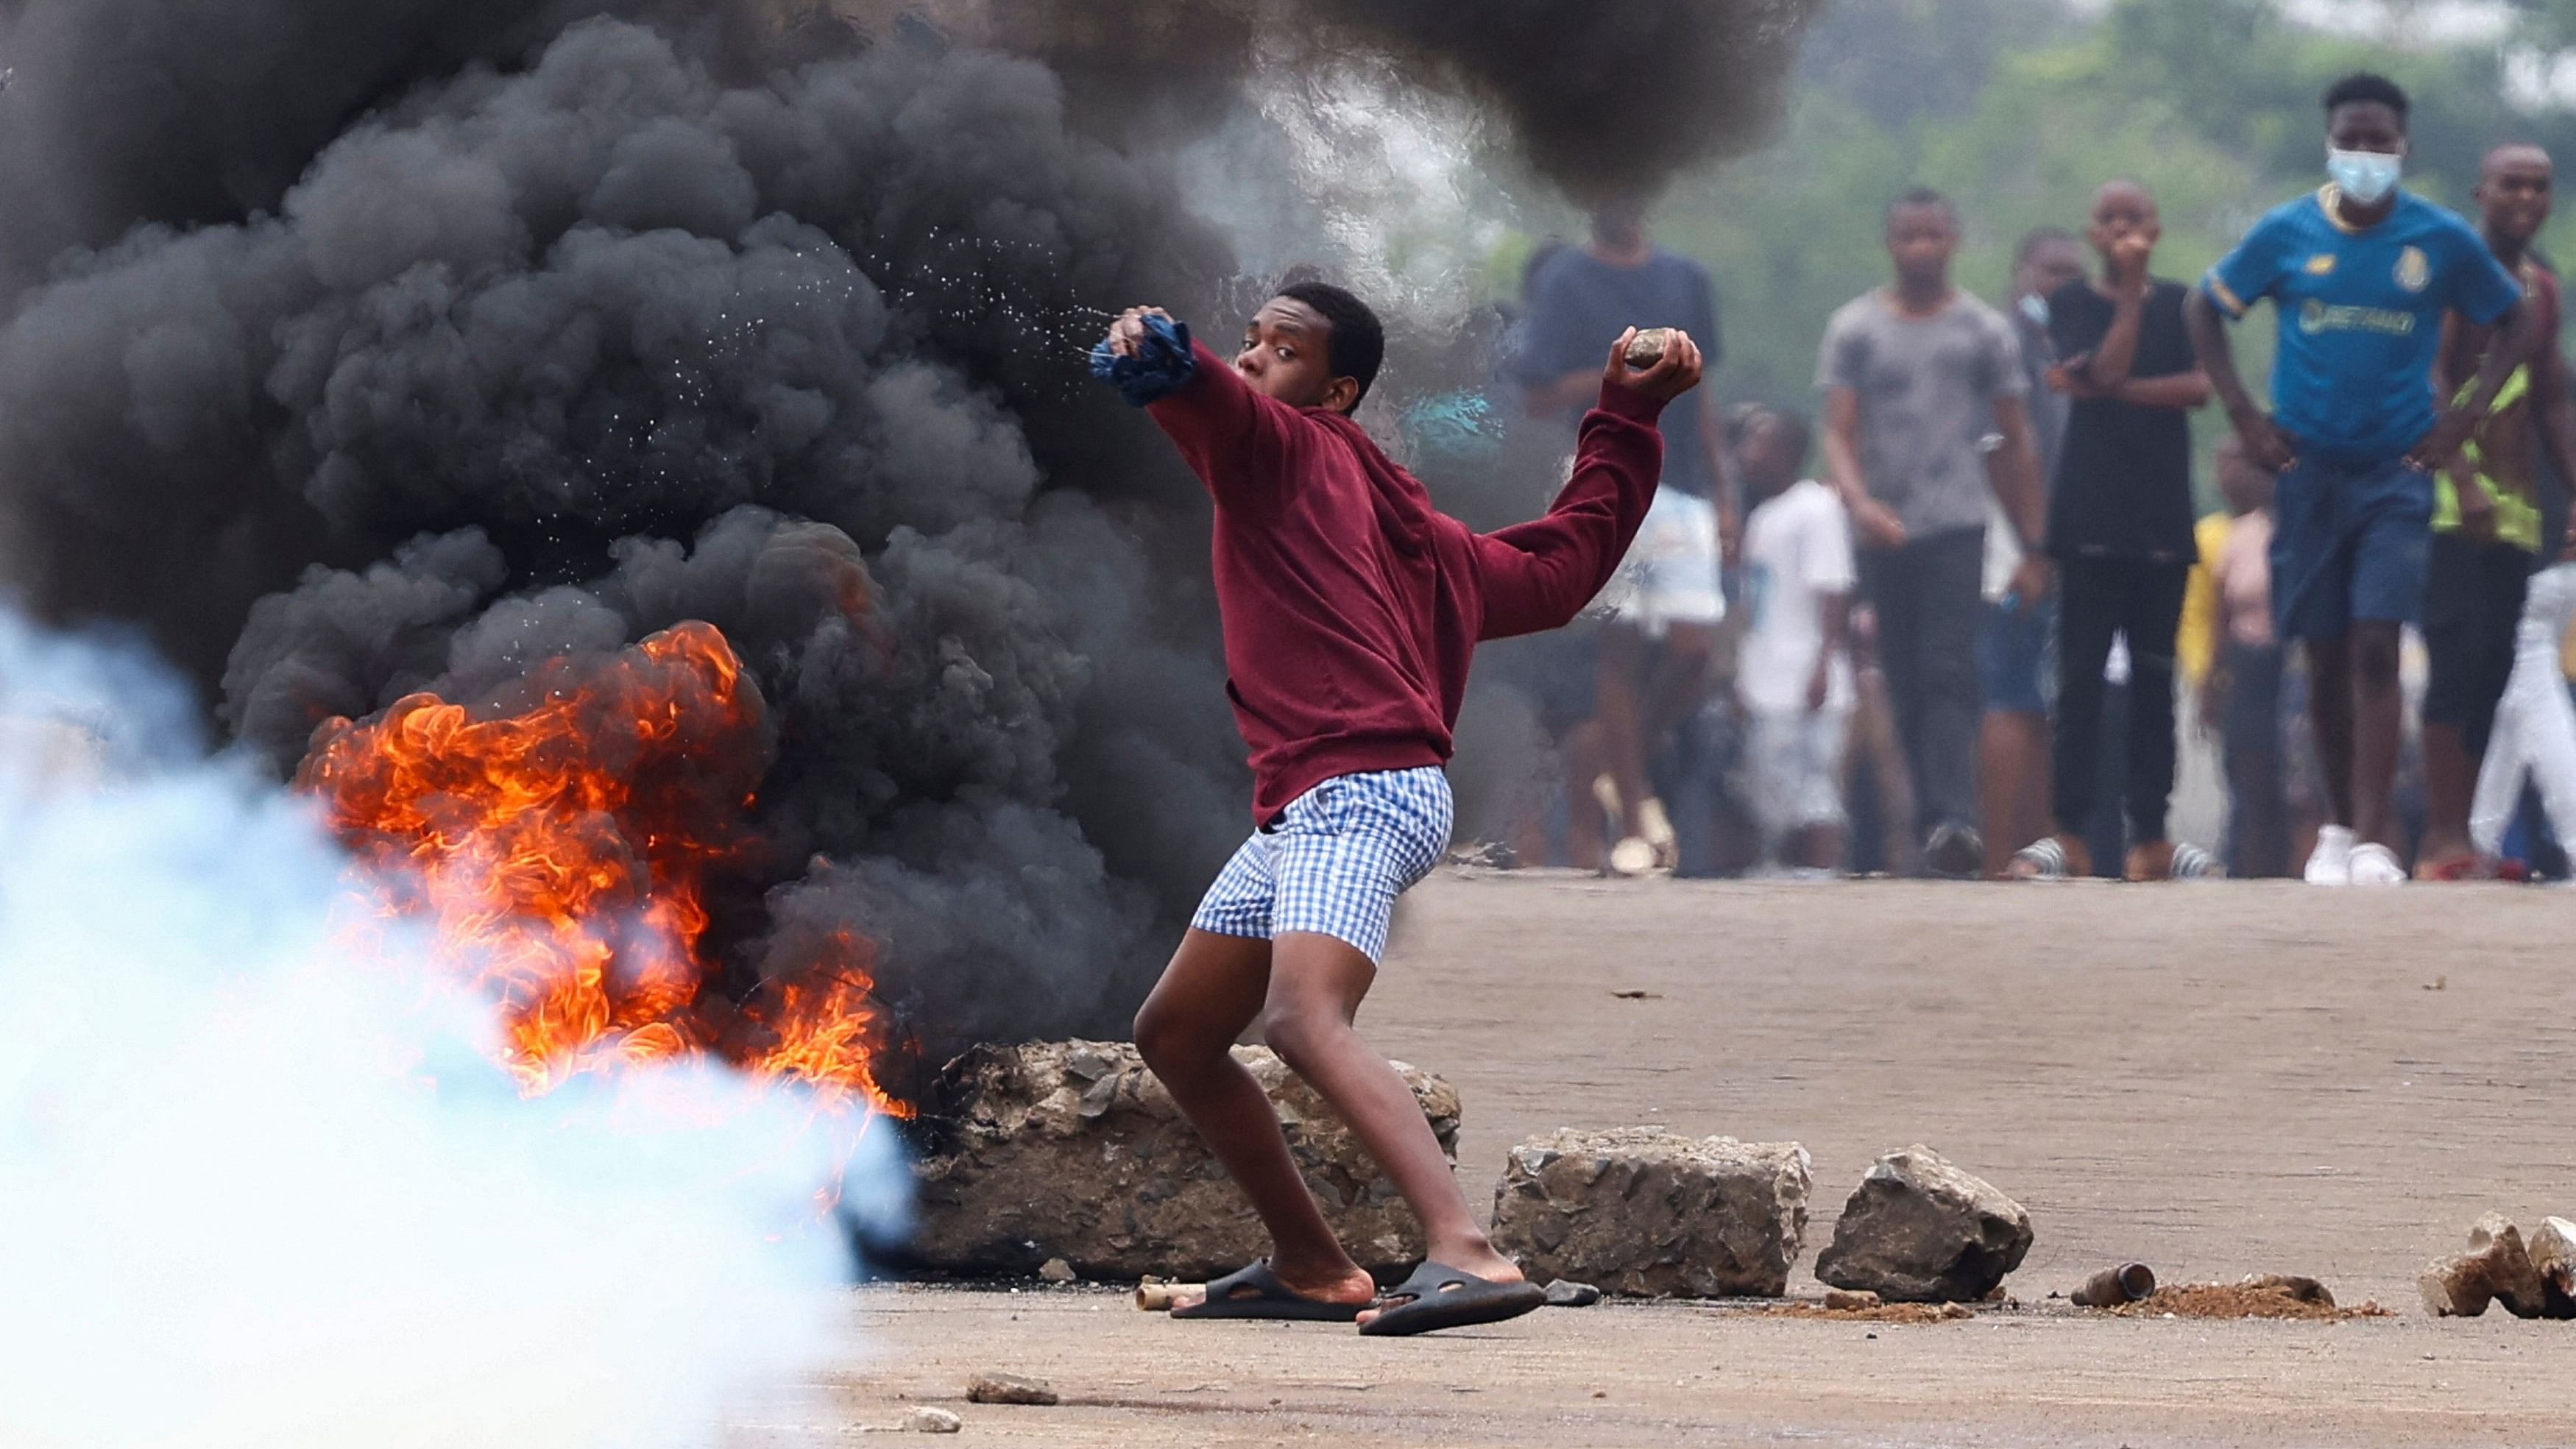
left=1733, top=406, right=1858, bottom=871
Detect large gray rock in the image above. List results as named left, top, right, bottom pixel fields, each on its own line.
left=1487, top=1127, right=1812, bottom=1297
left=1814, top=1145, right=2033, bottom=1303
left=907, top=1039, right=1458, bottom=1279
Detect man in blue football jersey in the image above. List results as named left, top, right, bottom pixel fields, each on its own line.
left=2185, top=72, right=2536, bottom=885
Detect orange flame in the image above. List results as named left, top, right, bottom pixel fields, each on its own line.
left=297, top=621, right=910, bottom=1117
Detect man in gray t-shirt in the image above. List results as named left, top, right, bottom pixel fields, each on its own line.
left=1816, top=187, right=2048, bottom=875
left=1819, top=280, right=2029, bottom=539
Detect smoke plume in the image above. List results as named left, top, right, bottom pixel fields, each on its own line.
left=0, top=0, right=1817, bottom=1060
left=0, top=609, right=866, bottom=1449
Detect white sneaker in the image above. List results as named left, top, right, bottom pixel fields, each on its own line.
left=1608, top=836, right=1659, bottom=876
left=2304, top=825, right=2356, bottom=886
left=2347, top=842, right=2407, bottom=886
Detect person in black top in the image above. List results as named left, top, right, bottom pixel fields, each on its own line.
left=2009, top=180, right=2215, bottom=879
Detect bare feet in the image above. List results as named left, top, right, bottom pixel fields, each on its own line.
left=1355, top=1236, right=1524, bottom=1326
left=1178, top=1255, right=1375, bottom=1313
left=2004, top=832, right=2090, bottom=880
left=2123, top=840, right=2176, bottom=882
left=2413, top=834, right=2479, bottom=882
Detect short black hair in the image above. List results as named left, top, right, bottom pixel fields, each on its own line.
left=1725, top=403, right=1814, bottom=470
left=2324, top=73, right=2410, bottom=125
left=2014, top=225, right=2080, bottom=266
left=1277, top=280, right=1384, bottom=409
left=1886, top=186, right=1957, bottom=227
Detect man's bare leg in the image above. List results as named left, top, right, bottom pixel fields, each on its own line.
left=1256, top=929, right=1520, bottom=1325
left=1978, top=708, right=2047, bottom=876
left=1560, top=720, right=1610, bottom=870
left=1977, top=713, right=2016, bottom=877
left=2304, top=636, right=2357, bottom=828
left=1789, top=821, right=1847, bottom=872
left=2349, top=620, right=2405, bottom=848
left=2418, top=721, right=2477, bottom=869
left=2016, top=722, right=2052, bottom=865
left=1594, top=624, right=1655, bottom=843
left=1133, top=929, right=1373, bottom=1306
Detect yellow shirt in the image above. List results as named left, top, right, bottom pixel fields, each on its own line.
left=2178, top=511, right=2232, bottom=688
left=2433, top=366, right=2545, bottom=552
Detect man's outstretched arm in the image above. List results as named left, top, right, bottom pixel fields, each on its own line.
left=1476, top=330, right=1705, bottom=640
left=1095, top=305, right=1297, bottom=508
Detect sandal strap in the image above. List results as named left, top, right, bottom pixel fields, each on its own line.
left=1203, top=1259, right=1287, bottom=1299
left=1376, top=1260, right=1473, bottom=1306
left=2011, top=837, right=2068, bottom=878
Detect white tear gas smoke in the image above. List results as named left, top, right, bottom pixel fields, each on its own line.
left=0, top=1, right=1819, bottom=1061
left=0, top=609, right=880, bottom=1448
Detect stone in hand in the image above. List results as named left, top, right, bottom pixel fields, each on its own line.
left=1624, top=327, right=1674, bottom=368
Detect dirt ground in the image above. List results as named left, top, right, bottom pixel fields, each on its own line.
left=749, top=873, right=2576, bottom=1447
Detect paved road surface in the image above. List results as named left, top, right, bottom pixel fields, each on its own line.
left=747, top=874, right=2576, bottom=1447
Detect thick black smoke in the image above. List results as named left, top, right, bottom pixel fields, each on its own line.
left=996, top=0, right=1819, bottom=201
left=1278, top=0, right=1818, bottom=200
left=0, top=0, right=1815, bottom=1060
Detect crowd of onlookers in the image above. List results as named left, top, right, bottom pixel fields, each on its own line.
left=1479, top=71, right=2576, bottom=885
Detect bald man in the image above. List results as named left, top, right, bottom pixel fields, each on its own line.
left=2008, top=180, right=2214, bottom=879
left=2438, top=144, right=2576, bottom=873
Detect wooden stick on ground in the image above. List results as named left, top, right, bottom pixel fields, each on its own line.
left=1134, top=1282, right=1203, bottom=1311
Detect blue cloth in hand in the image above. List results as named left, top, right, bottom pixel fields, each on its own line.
left=1090, top=312, right=1197, bottom=408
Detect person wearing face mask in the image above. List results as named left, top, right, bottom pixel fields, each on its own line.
left=2184, top=72, right=2537, bottom=887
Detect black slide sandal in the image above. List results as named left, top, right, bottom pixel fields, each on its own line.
left=1170, top=1261, right=1366, bottom=1322
left=1356, top=1261, right=1547, bottom=1336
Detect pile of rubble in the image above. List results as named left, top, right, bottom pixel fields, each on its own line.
left=907, top=1043, right=2044, bottom=1305
left=2107, top=1274, right=2385, bottom=1321
left=896, top=1041, right=2576, bottom=1335
left=2421, top=1213, right=2576, bottom=1319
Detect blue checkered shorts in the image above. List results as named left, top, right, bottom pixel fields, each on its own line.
left=1190, top=767, right=1454, bottom=964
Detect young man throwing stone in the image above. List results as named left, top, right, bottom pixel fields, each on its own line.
left=1094, top=284, right=1701, bottom=1334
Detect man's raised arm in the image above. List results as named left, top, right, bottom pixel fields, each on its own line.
left=1476, top=330, right=1704, bottom=640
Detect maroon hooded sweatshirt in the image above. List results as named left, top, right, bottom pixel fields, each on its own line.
left=1148, top=340, right=1667, bottom=825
